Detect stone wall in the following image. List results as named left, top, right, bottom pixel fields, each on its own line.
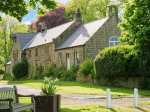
left=56, top=46, right=84, bottom=68
left=25, top=43, right=56, bottom=75
left=85, top=16, right=120, bottom=59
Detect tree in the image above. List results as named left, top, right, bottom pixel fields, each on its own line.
left=120, top=0, right=150, bottom=75
left=30, top=7, right=69, bottom=32
left=0, top=16, right=28, bottom=71
left=65, top=0, right=109, bottom=22
left=0, top=0, right=56, bottom=20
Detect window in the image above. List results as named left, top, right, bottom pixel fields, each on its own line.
left=58, top=52, right=62, bottom=64
left=109, top=36, right=119, bottom=47
left=66, top=53, right=71, bottom=70
left=45, top=46, right=49, bottom=54
left=28, top=50, right=31, bottom=57
left=75, top=51, right=80, bottom=65
left=35, top=48, right=38, bottom=56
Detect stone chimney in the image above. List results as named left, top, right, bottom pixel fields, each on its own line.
left=107, top=5, right=118, bottom=22
left=37, top=22, right=47, bottom=32
left=74, top=8, right=82, bottom=23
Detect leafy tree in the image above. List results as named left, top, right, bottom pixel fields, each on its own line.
left=0, top=0, right=56, bottom=20
left=30, top=7, right=69, bottom=32
left=65, top=0, right=109, bottom=22
left=120, top=0, right=150, bottom=76
left=0, top=16, right=28, bottom=71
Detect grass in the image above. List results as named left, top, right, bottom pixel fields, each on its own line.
left=1, top=80, right=150, bottom=97
left=23, top=105, right=150, bottom=112
left=61, top=105, right=139, bottom=112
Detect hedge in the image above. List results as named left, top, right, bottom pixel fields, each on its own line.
left=95, top=45, right=140, bottom=81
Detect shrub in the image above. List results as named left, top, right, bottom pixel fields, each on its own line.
left=12, top=58, right=28, bottom=79
left=79, top=59, right=95, bottom=79
left=0, top=69, right=4, bottom=75
left=43, top=64, right=78, bottom=81
left=44, top=65, right=65, bottom=79
left=3, top=73, right=14, bottom=81
left=62, top=65, right=78, bottom=81
left=141, top=78, right=150, bottom=89
left=95, top=45, right=140, bottom=81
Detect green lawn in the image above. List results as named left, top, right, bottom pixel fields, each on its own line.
left=61, top=105, right=146, bottom=112
left=1, top=80, right=150, bottom=97
left=24, top=105, right=149, bottom=112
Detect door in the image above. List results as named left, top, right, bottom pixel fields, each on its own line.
left=66, top=53, right=71, bottom=70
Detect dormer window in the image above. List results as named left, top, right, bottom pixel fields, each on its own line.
left=109, top=36, right=119, bottom=47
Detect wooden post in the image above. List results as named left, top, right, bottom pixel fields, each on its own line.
left=107, top=88, right=112, bottom=109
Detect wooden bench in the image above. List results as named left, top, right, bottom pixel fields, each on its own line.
left=0, top=85, right=34, bottom=112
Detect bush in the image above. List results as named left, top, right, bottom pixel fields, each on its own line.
left=62, top=65, right=78, bottom=81
left=141, top=78, right=150, bottom=89
left=0, top=69, right=4, bottom=75
left=12, top=58, right=28, bottom=79
left=79, top=59, right=95, bottom=79
left=95, top=45, right=140, bottom=81
left=3, top=73, right=14, bottom=81
left=44, top=65, right=65, bottom=79
left=43, top=64, right=78, bottom=81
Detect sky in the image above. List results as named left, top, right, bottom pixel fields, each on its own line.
left=22, top=0, right=69, bottom=25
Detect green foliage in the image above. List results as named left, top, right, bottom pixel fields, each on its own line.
left=42, top=77, right=57, bottom=95
left=79, top=59, right=95, bottom=79
left=33, top=66, right=44, bottom=79
left=95, top=45, right=140, bottom=80
left=0, top=69, right=4, bottom=74
left=141, top=78, right=150, bottom=89
left=0, top=0, right=56, bottom=20
left=120, top=0, right=150, bottom=76
left=3, top=73, right=14, bottom=81
left=0, top=16, right=28, bottom=70
left=62, top=65, right=78, bottom=81
left=66, top=0, right=109, bottom=22
left=44, top=65, right=65, bottom=79
left=12, top=58, right=29, bottom=79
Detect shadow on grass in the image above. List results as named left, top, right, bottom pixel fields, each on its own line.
left=109, top=108, right=118, bottom=112
left=137, top=107, right=149, bottom=112
left=61, top=108, right=82, bottom=112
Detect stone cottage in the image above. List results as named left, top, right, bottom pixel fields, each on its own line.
left=10, top=5, right=120, bottom=73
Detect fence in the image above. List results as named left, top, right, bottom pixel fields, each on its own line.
left=105, top=88, right=150, bottom=110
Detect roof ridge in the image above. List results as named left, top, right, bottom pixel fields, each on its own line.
left=23, top=21, right=75, bottom=50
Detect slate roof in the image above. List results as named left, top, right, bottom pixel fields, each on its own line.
left=23, top=21, right=74, bottom=49
left=57, top=17, right=109, bottom=49
left=13, top=33, right=36, bottom=49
